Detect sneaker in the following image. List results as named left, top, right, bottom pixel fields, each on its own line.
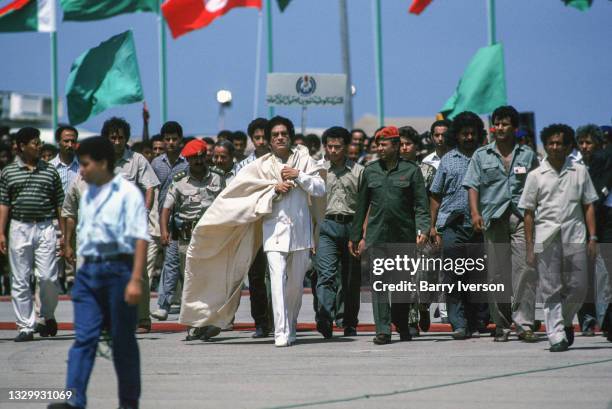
left=316, top=320, right=333, bottom=339
left=452, top=328, right=468, bottom=340
left=343, top=326, right=357, bottom=336
left=14, top=332, right=34, bottom=342
left=275, top=339, right=290, bottom=347
left=373, top=333, right=391, bottom=345
left=150, top=309, right=168, bottom=321
left=549, top=339, right=569, bottom=352
left=564, top=326, right=575, bottom=346
left=518, top=329, right=538, bottom=343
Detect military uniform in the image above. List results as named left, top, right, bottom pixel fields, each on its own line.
left=163, top=169, right=223, bottom=277
left=351, top=157, right=430, bottom=339
left=210, top=165, right=232, bottom=188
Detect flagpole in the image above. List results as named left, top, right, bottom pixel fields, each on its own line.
left=487, top=0, right=497, bottom=45
left=372, top=0, right=384, bottom=127
left=158, top=0, right=168, bottom=124
left=50, top=31, right=58, bottom=131
left=266, top=0, right=274, bottom=118
left=253, top=11, right=263, bottom=119
left=339, top=0, right=353, bottom=130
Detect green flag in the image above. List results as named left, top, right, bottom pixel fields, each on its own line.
left=278, top=0, right=291, bottom=12
left=563, top=0, right=593, bottom=11
left=60, top=0, right=157, bottom=21
left=441, top=43, right=506, bottom=120
left=66, top=30, right=144, bottom=125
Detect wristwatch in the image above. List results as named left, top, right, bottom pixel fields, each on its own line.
left=589, top=235, right=598, bottom=242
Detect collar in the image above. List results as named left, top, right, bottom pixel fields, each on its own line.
left=187, top=168, right=211, bottom=182
left=325, top=159, right=355, bottom=171
left=540, top=157, right=575, bottom=175
left=50, top=154, right=79, bottom=168
left=15, top=155, right=44, bottom=170
left=161, top=153, right=186, bottom=165
left=117, top=148, right=132, bottom=164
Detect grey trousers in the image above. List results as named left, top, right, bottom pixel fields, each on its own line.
left=484, top=211, right=537, bottom=333
left=538, top=237, right=588, bottom=345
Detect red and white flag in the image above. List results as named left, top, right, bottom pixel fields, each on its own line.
left=408, top=0, right=432, bottom=15
left=162, top=0, right=262, bottom=38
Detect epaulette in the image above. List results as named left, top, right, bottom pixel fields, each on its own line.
left=364, top=159, right=380, bottom=167
left=209, top=166, right=224, bottom=176
left=172, top=171, right=188, bottom=182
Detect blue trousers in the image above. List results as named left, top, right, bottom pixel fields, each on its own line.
left=66, top=260, right=140, bottom=409
left=157, top=239, right=180, bottom=311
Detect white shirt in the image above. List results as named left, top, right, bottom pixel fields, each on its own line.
left=422, top=151, right=442, bottom=170
left=262, top=158, right=326, bottom=253
left=518, top=158, right=598, bottom=254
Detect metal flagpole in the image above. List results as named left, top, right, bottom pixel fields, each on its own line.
left=158, top=0, right=168, bottom=124
left=253, top=11, right=263, bottom=119
left=339, top=0, right=353, bottom=130
left=372, top=0, right=384, bottom=127
left=50, top=31, right=58, bottom=131
left=487, top=0, right=497, bottom=45
left=266, top=0, right=274, bottom=118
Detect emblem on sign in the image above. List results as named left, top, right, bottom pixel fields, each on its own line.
left=295, top=75, right=317, bottom=97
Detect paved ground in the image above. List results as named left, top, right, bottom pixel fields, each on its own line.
left=1, top=296, right=611, bottom=409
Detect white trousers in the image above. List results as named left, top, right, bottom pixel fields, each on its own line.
left=9, top=220, right=59, bottom=333
left=266, top=250, right=310, bottom=344
left=538, top=237, right=588, bottom=345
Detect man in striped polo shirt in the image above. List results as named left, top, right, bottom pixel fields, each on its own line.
left=0, top=127, right=65, bottom=342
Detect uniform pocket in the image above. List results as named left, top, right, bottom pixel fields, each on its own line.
left=482, top=164, right=502, bottom=185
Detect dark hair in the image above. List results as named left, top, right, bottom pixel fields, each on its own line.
left=214, top=140, right=235, bottom=156
left=491, top=105, right=520, bottom=128
left=131, top=141, right=152, bottom=154
left=217, top=130, right=233, bottom=141
left=76, top=136, right=116, bottom=171
left=398, top=126, right=421, bottom=147
left=151, top=134, right=163, bottom=144
left=101, top=117, right=131, bottom=140
left=41, top=143, right=58, bottom=155
left=305, top=134, right=321, bottom=150
left=351, top=129, right=368, bottom=139
left=182, top=136, right=196, bottom=146
left=576, top=124, right=603, bottom=147
left=449, top=111, right=486, bottom=146
left=292, top=133, right=305, bottom=144
left=247, top=118, right=268, bottom=138
left=0, top=143, right=11, bottom=155
left=265, top=116, right=295, bottom=142
left=203, top=137, right=215, bottom=146
left=16, top=127, right=40, bottom=147
left=540, top=124, right=575, bottom=146
left=430, top=119, right=451, bottom=135
left=160, top=121, right=183, bottom=138
left=55, top=124, right=78, bottom=143
left=322, top=126, right=351, bottom=145
left=229, top=131, right=247, bottom=144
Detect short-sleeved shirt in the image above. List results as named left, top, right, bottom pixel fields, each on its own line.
left=324, top=159, right=363, bottom=216
left=49, top=155, right=79, bottom=193
left=0, top=156, right=64, bottom=221
left=422, top=151, right=442, bottom=170
left=350, top=159, right=430, bottom=246
left=61, top=173, right=88, bottom=219
left=77, top=174, right=150, bottom=257
left=231, top=152, right=258, bottom=178
left=115, top=148, right=160, bottom=194
left=163, top=169, right=223, bottom=221
left=462, top=142, right=538, bottom=227
left=210, top=166, right=233, bottom=187
left=151, top=153, right=188, bottom=206
left=518, top=158, right=598, bottom=253
left=430, top=149, right=471, bottom=228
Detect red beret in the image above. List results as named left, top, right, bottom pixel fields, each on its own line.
left=181, top=139, right=207, bottom=158
left=375, top=126, right=400, bottom=141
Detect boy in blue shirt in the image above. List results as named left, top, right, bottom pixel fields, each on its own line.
left=50, top=136, right=149, bottom=409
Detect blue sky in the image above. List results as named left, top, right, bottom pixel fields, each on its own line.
left=1, top=0, right=611, bottom=137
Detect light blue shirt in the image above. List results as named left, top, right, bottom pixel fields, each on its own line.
left=77, top=175, right=150, bottom=257
left=50, top=154, right=80, bottom=193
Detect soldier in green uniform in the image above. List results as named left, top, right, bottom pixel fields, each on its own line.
left=160, top=139, right=223, bottom=339
left=349, top=126, right=431, bottom=345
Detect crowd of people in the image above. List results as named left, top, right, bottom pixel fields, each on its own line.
left=0, top=105, right=611, bottom=409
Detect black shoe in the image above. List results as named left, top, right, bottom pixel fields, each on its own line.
left=564, top=326, right=575, bottom=347
left=452, top=328, right=468, bottom=340
left=316, top=320, right=333, bottom=339
left=373, top=333, right=391, bottom=345
left=399, top=330, right=412, bottom=341
left=419, top=310, right=430, bottom=332
left=14, top=332, right=34, bottom=342
left=252, top=326, right=269, bottom=338
left=343, top=326, right=357, bottom=336
left=549, top=339, right=569, bottom=352
left=46, top=319, right=58, bottom=337
left=200, top=326, right=221, bottom=341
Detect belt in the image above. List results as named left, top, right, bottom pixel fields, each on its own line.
left=325, top=214, right=353, bottom=224
left=83, top=253, right=132, bottom=264
left=11, top=215, right=54, bottom=223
